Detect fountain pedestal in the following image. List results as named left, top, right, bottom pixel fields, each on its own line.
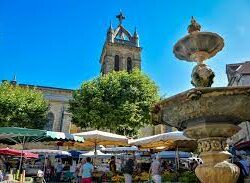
left=152, top=86, right=250, bottom=183
left=185, top=124, right=240, bottom=183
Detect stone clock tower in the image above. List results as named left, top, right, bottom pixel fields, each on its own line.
left=100, top=12, right=142, bottom=74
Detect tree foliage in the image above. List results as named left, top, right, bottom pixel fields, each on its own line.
left=0, top=82, right=49, bottom=129
left=70, top=70, right=159, bottom=136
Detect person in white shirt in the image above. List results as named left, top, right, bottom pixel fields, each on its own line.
left=149, top=156, right=162, bottom=183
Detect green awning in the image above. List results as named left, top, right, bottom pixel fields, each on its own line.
left=0, top=127, right=84, bottom=145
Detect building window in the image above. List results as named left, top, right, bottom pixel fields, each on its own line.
left=44, top=112, right=54, bottom=131
left=114, top=55, right=120, bottom=71
left=127, top=57, right=132, bottom=73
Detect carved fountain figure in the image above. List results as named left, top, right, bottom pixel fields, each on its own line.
left=152, top=17, right=250, bottom=183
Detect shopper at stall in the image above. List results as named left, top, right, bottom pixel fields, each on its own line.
left=0, top=158, right=6, bottom=173
left=75, top=159, right=85, bottom=183
left=0, top=170, right=3, bottom=182
left=149, top=156, right=161, bottom=183
left=122, top=158, right=134, bottom=183
left=45, top=159, right=55, bottom=182
left=109, top=156, right=116, bottom=174
left=55, top=159, right=64, bottom=181
left=81, top=157, right=94, bottom=183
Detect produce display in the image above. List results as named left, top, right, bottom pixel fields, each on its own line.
left=134, top=172, right=150, bottom=182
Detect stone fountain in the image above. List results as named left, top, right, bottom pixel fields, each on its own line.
left=152, top=17, right=250, bottom=183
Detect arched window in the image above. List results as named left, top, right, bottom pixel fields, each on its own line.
left=127, top=57, right=132, bottom=73
left=114, top=55, right=120, bottom=71
left=44, top=112, right=54, bottom=131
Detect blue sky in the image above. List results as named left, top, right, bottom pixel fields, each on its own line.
left=1, top=0, right=250, bottom=96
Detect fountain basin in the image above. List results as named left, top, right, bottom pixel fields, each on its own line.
left=173, top=32, right=224, bottom=62
left=152, top=86, right=250, bottom=130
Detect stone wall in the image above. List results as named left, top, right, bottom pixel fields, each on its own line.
left=101, top=42, right=142, bottom=74
left=35, top=87, right=74, bottom=133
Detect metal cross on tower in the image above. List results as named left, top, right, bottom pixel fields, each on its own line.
left=116, top=11, right=125, bottom=25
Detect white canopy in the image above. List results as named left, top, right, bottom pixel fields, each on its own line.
left=155, top=151, right=191, bottom=159
left=80, top=150, right=112, bottom=158
left=24, top=149, right=71, bottom=156
left=129, top=131, right=196, bottom=149
left=101, top=146, right=138, bottom=153
left=74, top=130, right=128, bottom=146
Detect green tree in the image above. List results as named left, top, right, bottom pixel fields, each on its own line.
left=70, top=70, right=159, bottom=136
left=0, top=82, right=49, bottom=129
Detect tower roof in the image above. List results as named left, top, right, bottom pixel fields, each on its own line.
left=110, top=11, right=139, bottom=47
left=116, top=11, right=125, bottom=25
left=101, top=11, right=141, bottom=64
left=133, top=27, right=139, bottom=38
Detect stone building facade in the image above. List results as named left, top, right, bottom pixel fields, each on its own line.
left=226, top=61, right=250, bottom=144
left=18, top=83, right=75, bottom=133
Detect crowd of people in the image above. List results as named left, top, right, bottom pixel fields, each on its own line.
left=0, top=153, right=249, bottom=183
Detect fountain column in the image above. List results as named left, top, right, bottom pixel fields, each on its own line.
left=185, top=124, right=240, bottom=183
left=172, top=17, right=241, bottom=183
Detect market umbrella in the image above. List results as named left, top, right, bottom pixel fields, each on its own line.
left=74, top=130, right=128, bottom=164
left=0, top=127, right=84, bottom=147
left=24, top=149, right=71, bottom=173
left=25, top=149, right=71, bottom=165
left=0, top=148, right=38, bottom=159
left=24, top=149, right=71, bottom=156
left=154, top=151, right=191, bottom=159
left=129, top=131, right=197, bottom=150
left=0, top=127, right=84, bottom=171
left=129, top=131, right=197, bottom=171
left=101, top=146, right=138, bottom=153
left=74, top=130, right=128, bottom=153
left=80, top=149, right=113, bottom=158
left=68, top=150, right=84, bottom=159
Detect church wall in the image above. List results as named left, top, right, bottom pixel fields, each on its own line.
left=61, top=111, right=72, bottom=133
left=104, top=55, right=114, bottom=74
left=102, top=43, right=141, bottom=74
left=37, top=88, right=74, bottom=133
left=48, top=101, right=67, bottom=132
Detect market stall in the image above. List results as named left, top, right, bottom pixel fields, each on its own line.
left=129, top=131, right=197, bottom=150
left=74, top=130, right=129, bottom=182
left=0, top=127, right=84, bottom=182
left=0, top=148, right=38, bottom=159
left=74, top=130, right=128, bottom=167
left=128, top=131, right=198, bottom=182
left=24, top=149, right=74, bottom=182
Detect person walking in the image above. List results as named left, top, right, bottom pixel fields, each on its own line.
left=122, top=158, right=134, bottom=183
left=81, top=157, right=94, bottom=183
left=149, top=156, right=162, bottom=183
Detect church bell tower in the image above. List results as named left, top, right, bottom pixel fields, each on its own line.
left=100, top=11, right=142, bottom=74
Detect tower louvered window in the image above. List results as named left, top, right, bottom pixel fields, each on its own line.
left=114, top=55, right=120, bottom=71
left=127, top=57, right=132, bottom=73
